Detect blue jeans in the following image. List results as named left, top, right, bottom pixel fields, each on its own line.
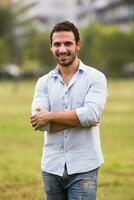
left=42, top=166, right=98, bottom=200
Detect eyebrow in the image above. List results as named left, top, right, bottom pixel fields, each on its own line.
left=53, top=41, right=73, bottom=45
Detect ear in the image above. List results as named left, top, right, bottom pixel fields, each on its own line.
left=77, top=41, right=81, bottom=51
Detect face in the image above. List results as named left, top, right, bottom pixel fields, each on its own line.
left=50, top=31, right=80, bottom=67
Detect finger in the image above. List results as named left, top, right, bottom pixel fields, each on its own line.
left=34, top=121, right=44, bottom=131
left=31, top=116, right=37, bottom=121
left=32, top=120, right=39, bottom=130
left=31, top=121, right=38, bottom=127
left=35, top=124, right=40, bottom=131
left=30, top=115, right=37, bottom=119
left=30, top=118, right=37, bottom=123
left=31, top=117, right=38, bottom=126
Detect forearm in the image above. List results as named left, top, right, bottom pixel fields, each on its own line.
left=50, top=122, right=71, bottom=133
left=49, top=110, right=81, bottom=126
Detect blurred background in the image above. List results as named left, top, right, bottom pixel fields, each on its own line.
left=0, top=0, right=134, bottom=199
left=0, top=0, right=134, bottom=77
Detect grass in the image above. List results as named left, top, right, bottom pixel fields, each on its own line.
left=0, top=79, right=134, bottom=200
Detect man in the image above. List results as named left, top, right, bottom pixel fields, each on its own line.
left=31, top=21, right=108, bottom=200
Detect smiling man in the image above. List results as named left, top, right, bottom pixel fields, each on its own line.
left=31, top=21, right=108, bottom=200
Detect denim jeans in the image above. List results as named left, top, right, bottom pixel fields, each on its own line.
left=42, top=165, right=98, bottom=200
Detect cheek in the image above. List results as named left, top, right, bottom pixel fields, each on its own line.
left=51, top=48, right=57, bottom=54
left=55, top=50, right=59, bottom=56
left=52, top=50, right=59, bottom=57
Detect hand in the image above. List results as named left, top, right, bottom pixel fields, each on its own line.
left=30, top=107, right=50, bottom=131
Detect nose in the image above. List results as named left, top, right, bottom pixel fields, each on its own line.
left=59, top=44, right=67, bottom=54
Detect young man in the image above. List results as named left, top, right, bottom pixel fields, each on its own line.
left=31, top=21, right=108, bottom=200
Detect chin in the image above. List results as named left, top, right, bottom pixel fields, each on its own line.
left=59, top=62, right=72, bottom=67
left=58, top=59, right=74, bottom=67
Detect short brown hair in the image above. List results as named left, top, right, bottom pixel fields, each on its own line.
left=50, top=21, right=80, bottom=45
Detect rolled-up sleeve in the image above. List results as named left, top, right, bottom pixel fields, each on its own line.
left=75, top=72, right=108, bottom=127
left=31, top=75, right=50, bottom=131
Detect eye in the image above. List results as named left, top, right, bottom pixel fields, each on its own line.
left=64, top=41, right=73, bottom=46
left=53, top=42, right=61, bottom=47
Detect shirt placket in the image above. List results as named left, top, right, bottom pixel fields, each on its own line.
left=62, top=72, right=81, bottom=164
left=62, top=86, right=70, bottom=162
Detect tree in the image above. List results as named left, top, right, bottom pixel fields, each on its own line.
left=0, top=0, right=36, bottom=67
left=79, top=23, right=134, bottom=77
left=0, top=5, right=12, bottom=37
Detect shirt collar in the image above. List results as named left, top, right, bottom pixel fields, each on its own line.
left=78, top=60, right=87, bottom=72
left=50, top=59, right=86, bottom=78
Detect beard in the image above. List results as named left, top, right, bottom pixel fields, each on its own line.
left=54, top=51, right=77, bottom=67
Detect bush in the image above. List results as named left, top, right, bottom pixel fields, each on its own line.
left=79, top=24, right=134, bottom=78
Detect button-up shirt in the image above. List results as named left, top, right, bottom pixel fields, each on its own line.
left=31, top=60, right=108, bottom=176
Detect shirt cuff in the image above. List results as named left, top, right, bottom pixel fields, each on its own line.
left=75, top=107, right=95, bottom=127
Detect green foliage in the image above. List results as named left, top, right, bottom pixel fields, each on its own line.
left=0, top=5, right=14, bottom=65
left=0, top=1, right=36, bottom=67
left=0, top=5, right=134, bottom=77
left=80, top=24, right=134, bottom=77
left=35, top=32, right=55, bottom=69
left=0, top=39, right=11, bottom=64
left=23, top=31, right=55, bottom=72
left=0, top=79, right=134, bottom=199
left=0, top=5, right=12, bottom=37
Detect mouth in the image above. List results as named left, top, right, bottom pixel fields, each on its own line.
left=59, top=56, right=67, bottom=59
left=55, top=52, right=71, bottom=62
left=58, top=55, right=69, bottom=61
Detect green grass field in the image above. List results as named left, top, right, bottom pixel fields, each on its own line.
left=0, top=79, right=134, bottom=200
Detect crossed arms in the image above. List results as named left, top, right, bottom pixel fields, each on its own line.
left=30, top=72, right=107, bottom=133
left=31, top=107, right=81, bottom=132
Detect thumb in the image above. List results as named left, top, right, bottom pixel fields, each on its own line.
left=36, top=107, right=41, bottom=112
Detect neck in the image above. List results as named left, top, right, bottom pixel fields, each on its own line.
left=59, top=58, right=80, bottom=76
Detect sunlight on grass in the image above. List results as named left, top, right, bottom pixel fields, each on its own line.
left=0, top=79, right=134, bottom=200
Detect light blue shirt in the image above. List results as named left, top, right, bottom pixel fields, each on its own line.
left=31, top=60, right=108, bottom=176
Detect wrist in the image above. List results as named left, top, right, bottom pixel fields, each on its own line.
left=48, top=112, right=54, bottom=122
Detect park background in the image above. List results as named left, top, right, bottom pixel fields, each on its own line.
left=0, top=0, right=134, bottom=199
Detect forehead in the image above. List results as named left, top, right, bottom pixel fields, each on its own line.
left=52, top=31, right=75, bottom=43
